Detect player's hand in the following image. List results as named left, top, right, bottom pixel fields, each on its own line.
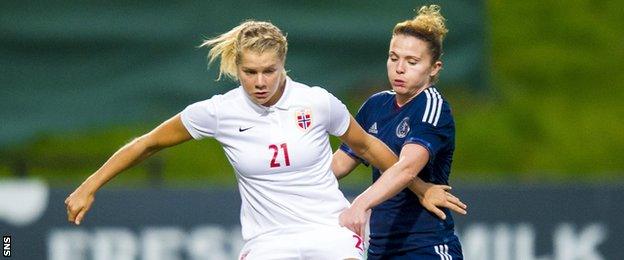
left=64, top=187, right=95, bottom=225
left=339, top=205, right=371, bottom=238
left=419, top=185, right=467, bottom=220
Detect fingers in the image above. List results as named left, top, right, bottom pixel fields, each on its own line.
left=421, top=187, right=468, bottom=218
left=339, top=213, right=357, bottom=235
left=343, top=222, right=360, bottom=237
left=339, top=210, right=368, bottom=238
left=349, top=219, right=365, bottom=238
left=67, top=205, right=90, bottom=225
left=424, top=202, right=447, bottom=220
left=446, top=193, right=467, bottom=210
left=66, top=194, right=77, bottom=223
left=75, top=210, right=86, bottom=225
left=353, top=224, right=362, bottom=239
left=445, top=201, right=467, bottom=215
left=433, top=208, right=447, bottom=220
left=362, top=209, right=371, bottom=238
left=67, top=210, right=73, bottom=223
left=66, top=196, right=89, bottom=225
left=444, top=193, right=467, bottom=215
left=74, top=200, right=92, bottom=225
left=66, top=205, right=80, bottom=224
left=65, top=190, right=95, bottom=226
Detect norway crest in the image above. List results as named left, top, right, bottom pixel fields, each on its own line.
left=295, top=108, right=313, bottom=131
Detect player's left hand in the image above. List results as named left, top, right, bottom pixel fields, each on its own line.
left=419, top=185, right=467, bottom=220
left=339, top=205, right=371, bottom=238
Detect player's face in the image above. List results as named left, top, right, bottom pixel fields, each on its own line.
left=237, top=50, right=286, bottom=107
left=387, top=34, right=442, bottom=103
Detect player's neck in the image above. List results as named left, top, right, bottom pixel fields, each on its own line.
left=262, top=77, right=287, bottom=107
left=395, top=86, right=428, bottom=107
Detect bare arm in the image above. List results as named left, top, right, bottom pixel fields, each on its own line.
left=339, top=142, right=428, bottom=236
left=332, top=154, right=467, bottom=219
left=331, top=149, right=360, bottom=180
left=337, top=117, right=397, bottom=172
left=353, top=144, right=466, bottom=216
left=337, top=117, right=417, bottom=237
left=332, top=144, right=442, bottom=200
left=336, top=117, right=437, bottom=203
left=352, top=143, right=429, bottom=211
left=65, top=114, right=192, bottom=225
left=332, top=118, right=467, bottom=220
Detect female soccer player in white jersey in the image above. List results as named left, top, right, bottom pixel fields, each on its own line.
left=335, top=6, right=466, bottom=259
left=65, top=20, right=464, bottom=259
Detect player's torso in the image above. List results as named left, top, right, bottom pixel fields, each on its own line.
left=361, top=89, right=453, bottom=183
left=217, top=83, right=350, bottom=239
left=217, top=104, right=330, bottom=180
left=363, top=92, right=426, bottom=204
left=360, top=89, right=457, bottom=251
left=361, top=91, right=423, bottom=156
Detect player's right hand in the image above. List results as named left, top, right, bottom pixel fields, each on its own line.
left=64, top=188, right=95, bottom=225
left=419, top=185, right=467, bottom=220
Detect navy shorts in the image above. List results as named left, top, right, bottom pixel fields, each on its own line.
left=367, top=239, right=463, bottom=260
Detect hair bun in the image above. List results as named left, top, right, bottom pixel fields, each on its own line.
left=413, top=5, right=448, bottom=41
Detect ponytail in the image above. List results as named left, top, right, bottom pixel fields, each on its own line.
left=200, top=20, right=288, bottom=81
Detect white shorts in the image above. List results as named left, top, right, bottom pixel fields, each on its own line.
left=238, top=226, right=364, bottom=260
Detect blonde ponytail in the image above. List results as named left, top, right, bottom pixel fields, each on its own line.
left=200, top=20, right=288, bottom=81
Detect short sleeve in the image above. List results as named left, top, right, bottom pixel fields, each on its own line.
left=404, top=104, right=453, bottom=160
left=327, top=92, right=351, bottom=136
left=180, top=98, right=219, bottom=139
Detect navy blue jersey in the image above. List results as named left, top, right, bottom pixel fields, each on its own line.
left=340, top=87, right=457, bottom=254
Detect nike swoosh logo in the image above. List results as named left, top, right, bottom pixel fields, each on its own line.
left=239, top=126, right=254, bottom=132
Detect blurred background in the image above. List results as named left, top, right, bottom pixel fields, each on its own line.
left=1, top=0, right=622, bottom=259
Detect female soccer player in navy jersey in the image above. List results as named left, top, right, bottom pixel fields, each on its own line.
left=64, top=20, right=464, bottom=259
left=335, top=5, right=466, bottom=259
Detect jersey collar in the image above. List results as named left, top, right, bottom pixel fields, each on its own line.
left=272, top=76, right=293, bottom=110
left=241, top=76, right=293, bottom=114
left=394, top=85, right=436, bottom=110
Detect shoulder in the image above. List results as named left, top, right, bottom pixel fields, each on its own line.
left=184, top=87, right=243, bottom=116
left=369, top=90, right=395, bottom=103
left=416, top=87, right=453, bottom=127
left=217, top=86, right=245, bottom=103
left=191, top=87, right=243, bottom=106
left=289, top=79, right=338, bottom=105
left=371, top=90, right=396, bottom=99
left=420, top=87, right=451, bottom=110
left=359, top=90, right=395, bottom=111
left=294, top=81, right=332, bottom=98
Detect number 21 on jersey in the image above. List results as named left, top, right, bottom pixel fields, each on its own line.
left=269, top=143, right=290, bottom=168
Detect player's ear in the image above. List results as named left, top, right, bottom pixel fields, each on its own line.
left=429, top=60, right=443, bottom=78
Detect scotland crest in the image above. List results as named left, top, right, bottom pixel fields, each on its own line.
left=396, top=117, right=410, bottom=138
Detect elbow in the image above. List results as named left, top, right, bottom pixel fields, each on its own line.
left=331, top=160, right=349, bottom=180
left=350, top=146, right=369, bottom=158
left=402, top=168, right=419, bottom=182
left=349, top=136, right=375, bottom=158
left=397, top=163, right=419, bottom=183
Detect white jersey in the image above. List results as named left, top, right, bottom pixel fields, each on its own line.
left=180, top=77, right=352, bottom=241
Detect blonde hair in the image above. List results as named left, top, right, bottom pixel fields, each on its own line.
left=200, top=20, right=288, bottom=81
left=393, top=5, right=448, bottom=81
